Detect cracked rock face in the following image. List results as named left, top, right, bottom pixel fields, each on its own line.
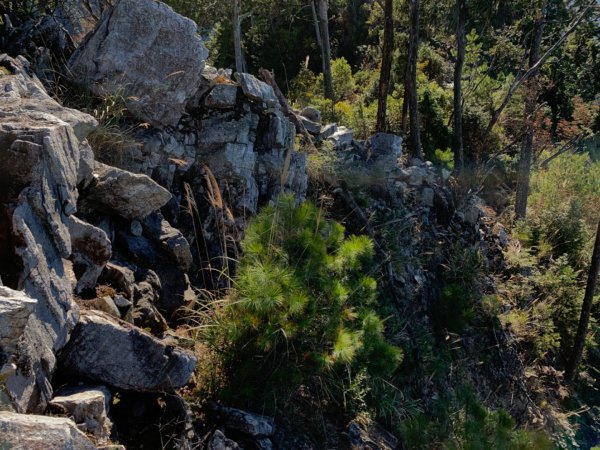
left=0, top=54, right=97, bottom=413
left=59, top=310, right=196, bottom=392
left=68, top=0, right=209, bottom=127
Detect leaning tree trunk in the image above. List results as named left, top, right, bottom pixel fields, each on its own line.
left=317, top=0, right=333, bottom=100
left=407, top=0, right=422, bottom=158
left=453, top=0, right=466, bottom=175
left=514, top=1, right=546, bottom=219
left=232, top=0, right=246, bottom=73
left=376, top=0, right=394, bottom=132
left=565, top=219, right=600, bottom=382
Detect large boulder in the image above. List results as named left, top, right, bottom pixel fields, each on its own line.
left=208, top=403, right=274, bottom=438
left=79, top=162, right=172, bottom=220
left=0, top=411, right=96, bottom=450
left=0, top=55, right=97, bottom=413
left=59, top=310, right=196, bottom=391
left=68, top=0, right=209, bottom=127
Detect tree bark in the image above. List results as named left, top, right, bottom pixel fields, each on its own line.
left=514, top=1, right=546, bottom=220
left=407, top=0, right=422, bottom=158
left=453, top=0, right=466, bottom=175
left=232, top=0, right=246, bottom=73
left=317, top=0, right=333, bottom=100
left=565, top=220, right=600, bottom=382
left=375, top=0, right=394, bottom=132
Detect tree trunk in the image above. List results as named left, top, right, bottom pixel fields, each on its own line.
left=232, top=0, right=246, bottom=73
left=565, top=220, right=600, bottom=382
left=514, top=1, right=546, bottom=219
left=407, top=0, right=422, bottom=158
left=317, top=0, right=333, bottom=100
left=453, top=0, right=466, bottom=175
left=376, top=0, right=394, bottom=132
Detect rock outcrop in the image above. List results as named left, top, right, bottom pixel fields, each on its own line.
left=0, top=411, right=97, bottom=449
left=59, top=310, right=196, bottom=391
left=0, top=54, right=93, bottom=413
left=68, top=0, right=209, bottom=127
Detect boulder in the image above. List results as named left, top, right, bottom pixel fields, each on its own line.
left=68, top=215, right=112, bottom=294
left=205, top=83, right=238, bottom=109
left=366, top=132, right=403, bottom=160
left=328, top=126, right=353, bottom=148
left=80, top=162, right=172, bottom=220
left=0, top=288, right=37, bottom=357
left=299, top=116, right=322, bottom=134
left=300, top=106, right=321, bottom=124
left=132, top=282, right=169, bottom=334
left=59, top=310, right=196, bottom=391
left=69, top=0, right=209, bottom=127
left=208, top=429, right=243, bottom=450
left=208, top=403, right=274, bottom=438
left=86, top=296, right=121, bottom=319
left=235, top=73, right=278, bottom=107
left=0, top=411, right=96, bottom=450
left=142, top=213, right=193, bottom=271
left=319, top=123, right=338, bottom=140
left=48, top=385, right=112, bottom=439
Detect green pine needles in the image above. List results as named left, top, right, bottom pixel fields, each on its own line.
left=208, top=194, right=402, bottom=406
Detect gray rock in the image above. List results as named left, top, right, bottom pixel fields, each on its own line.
left=130, top=220, right=143, bottom=237
left=0, top=288, right=37, bottom=357
left=1, top=56, right=85, bottom=412
left=77, top=141, right=96, bottom=187
left=49, top=385, right=112, bottom=439
left=68, top=215, right=112, bottom=294
left=60, top=310, right=196, bottom=391
left=0, top=411, right=96, bottom=450
left=329, top=126, right=353, bottom=148
left=80, top=162, right=171, bottom=220
left=132, top=282, right=169, bottom=334
left=366, top=132, right=403, bottom=160
left=87, top=296, right=121, bottom=319
left=53, top=0, right=112, bottom=45
left=300, top=116, right=321, bottom=134
left=234, top=73, right=278, bottom=107
left=209, top=403, right=274, bottom=438
left=206, top=83, right=238, bottom=109
left=319, top=123, right=338, bottom=140
left=100, top=262, right=136, bottom=298
left=300, top=106, right=321, bottom=124
left=209, top=429, right=243, bottom=450
left=69, top=0, right=208, bottom=127
left=0, top=55, right=98, bottom=142
left=421, top=187, right=435, bottom=208
left=113, top=294, right=132, bottom=309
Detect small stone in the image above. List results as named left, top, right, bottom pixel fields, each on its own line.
left=113, top=294, right=131, bottom=308
left=234, top=73, right=278, bottom=107
left=87, top=296, right=121, bottom=319
left=209, top=403, right=274, bottom=438
left=130, top=220, right=143, bottom=237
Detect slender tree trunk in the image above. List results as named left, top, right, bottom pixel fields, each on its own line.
left=401, top=82, right=409, bottom=133
left=453, top=0, right=466, bottom=175
left=376, top=0, right=394, bottom=132
left=515, top=1, right=546, bottom=219
left=407, top=0, right=422, bottom=158
left=233, top=0, right=246, bottom=73
left=311, top=0, right=323, bottom=50
left=565, top=220, right=600, bottom=382
left=317, top=0, right=333, bottom=100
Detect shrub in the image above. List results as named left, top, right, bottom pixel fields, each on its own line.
left=206, top=195, right=402, bottom=407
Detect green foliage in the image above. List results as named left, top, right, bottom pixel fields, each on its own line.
left=400, top=387, right=554, bottom=450
left=207, top=195, right=402, bottom=407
